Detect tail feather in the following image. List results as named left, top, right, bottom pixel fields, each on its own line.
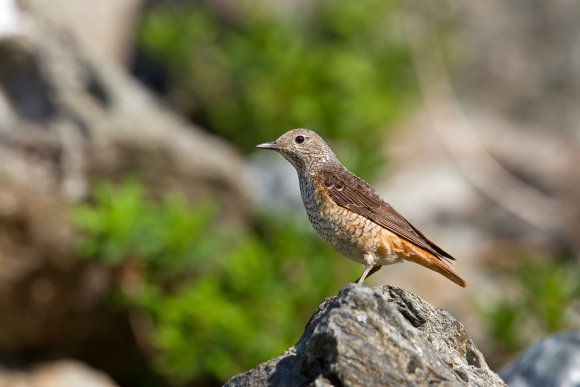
left=405, top=248, right=467, bottom=288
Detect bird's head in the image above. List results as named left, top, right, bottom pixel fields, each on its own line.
left=256, top=129, right=336, bottom=170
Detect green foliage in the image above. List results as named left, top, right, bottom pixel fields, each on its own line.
left=481, top=300, right=524, bottom=352
left=72, top=180, right=220, bottom=276
left=139, top=0, right=417, bottom=176
left=72, top=180, right=353, bottom=384
left=480, top=260, right=580, bottom=355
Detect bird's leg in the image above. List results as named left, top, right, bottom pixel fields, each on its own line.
left=356, top=253, right=380, bottom=285
left=355, top=265, right=381, bottom=284
left=357, top=265, right=374, bottom=285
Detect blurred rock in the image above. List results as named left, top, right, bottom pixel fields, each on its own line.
left=370, top=1, right=580, bottom=319
left=0, top=1, right=250, bottom=212
left=500, top=331, right=580, bottom=387
left=0, top=2, right=250, bottom=385
left=246, top=151, right=303, bottom=216
left=0, top=0, right=22, bottom=36
left=0, top=360, right=118, bottom=387
left=398, top=1, right=580, bottom=253
left=0, top=0, right=250, bottom=277
left=226, top=284, right=505, bottom=387
left=458, top=2, right=580, bottom=134
left=25, top=0, right=143, bottom=64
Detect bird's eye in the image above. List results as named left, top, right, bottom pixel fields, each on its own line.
left=295, top=135, right=305, bottom=144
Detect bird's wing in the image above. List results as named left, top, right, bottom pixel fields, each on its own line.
left=317, top=167, right=455, bottom=261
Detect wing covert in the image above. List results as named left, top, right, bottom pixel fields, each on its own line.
left=318, top=167, right=454, bottom=261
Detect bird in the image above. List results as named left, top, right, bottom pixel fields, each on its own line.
left=256, top=129, right=466, bottom=287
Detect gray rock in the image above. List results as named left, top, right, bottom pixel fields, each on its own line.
left=226, top=284, right=505, bottom=387
left=500, top=331, right=580, bottom=387
left=0, top=0, right=250, bottom=213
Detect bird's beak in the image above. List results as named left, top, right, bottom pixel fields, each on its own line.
left=256, top=141, right=282, bottom=151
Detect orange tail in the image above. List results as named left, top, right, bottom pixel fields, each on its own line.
left=405, top=248, right=467, bottom=288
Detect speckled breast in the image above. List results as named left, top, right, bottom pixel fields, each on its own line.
left=298, top=172, right=383, bottom=264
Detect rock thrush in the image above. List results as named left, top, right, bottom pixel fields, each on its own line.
left=257, top=129, right=467, bottom=287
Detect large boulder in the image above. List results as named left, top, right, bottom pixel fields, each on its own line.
left=226, top=284, right=505, bottom=386
left=500, top=331, right=580, bottom=387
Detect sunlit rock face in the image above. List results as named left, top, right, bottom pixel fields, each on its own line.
left=226, top=284, right=506, bottom=387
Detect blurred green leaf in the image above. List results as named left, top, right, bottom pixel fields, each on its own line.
left=139, top=0, right=416, bottom=177
left=72, top=179, right=352, bottom=384
left=480, top=259, right=580, bottom=356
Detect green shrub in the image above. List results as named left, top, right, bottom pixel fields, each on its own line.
left=139, top=0, right=417, bottom=177
left=480, top=259, right=580, bottom=357
left=72, top=180, right=354, bottom=384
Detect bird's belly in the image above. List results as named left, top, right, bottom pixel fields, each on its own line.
left=305, top=196, right=387, bottom=264
left=299, top=175, right=403, bottom=266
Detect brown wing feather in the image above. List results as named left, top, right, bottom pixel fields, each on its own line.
left=318, top=166, right=455, bottom=262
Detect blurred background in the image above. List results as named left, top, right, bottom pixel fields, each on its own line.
left=0, top=0, right=579, bottom=386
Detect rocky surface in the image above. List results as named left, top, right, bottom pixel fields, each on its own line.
left=226, top=284, right=505, bottom=387
left=26, top=0, right=144, bottom=64
left=500, top=331, right=580, bottom=387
